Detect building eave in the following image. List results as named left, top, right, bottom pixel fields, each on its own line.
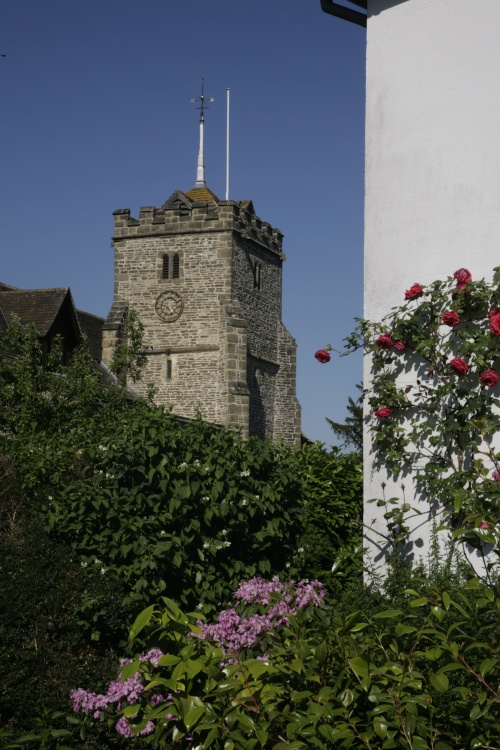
left=320, top=0, right=367, bottom=28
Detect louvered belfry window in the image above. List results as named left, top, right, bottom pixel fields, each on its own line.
left=173, top=254, right=180, bottom=278
left=162, top=254, right=169, bottom=279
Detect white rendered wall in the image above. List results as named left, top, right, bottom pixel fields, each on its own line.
left=364, top=0, right=500, bottom=570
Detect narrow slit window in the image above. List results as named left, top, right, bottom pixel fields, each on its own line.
left=173, top=254, right=180, bottom=278
left=253, top=261, right=262, bottom=290
left=166, top=359, right=172, bottom=380
left=162, top=254, right=169, bottom=279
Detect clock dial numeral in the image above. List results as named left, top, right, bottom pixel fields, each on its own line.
left=155, top=291, right=183, bottom=322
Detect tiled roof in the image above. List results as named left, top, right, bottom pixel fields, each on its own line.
left=0, top=281, right=20, bottom=292
left=0, top=288, right=73, bottom=336
left=76, top=309, right=104, bottom=361
left=185, top=186, right=220, bottom=204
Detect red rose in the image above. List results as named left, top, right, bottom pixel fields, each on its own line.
left=489, top=308, right=500, bottom=336
left=374, top=406, right=392, bottom=418
left=314, top=349, right=331, bottom=363
left=449, top=357, right=469, bottom=376
left=376, top=334, right=395, bottom=349
left=442, top=311, right=460, bottom=327
left=405, top=284, right=423, bottom=300
left=394, top=340, right=406, bottom=351
left=454, top=268, right=472, bottom=290
left=480, top=368, right=499, bottom=387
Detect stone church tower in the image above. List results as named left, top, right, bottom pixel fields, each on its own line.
left=102, top=88, right=300, bottom=445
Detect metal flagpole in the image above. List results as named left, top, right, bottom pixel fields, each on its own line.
left=226, top=87, right=230, bottom=201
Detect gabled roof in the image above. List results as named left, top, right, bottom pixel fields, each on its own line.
left=0, top=288, right=79, bottom=338
left=162, top=190, right=193, bottom=211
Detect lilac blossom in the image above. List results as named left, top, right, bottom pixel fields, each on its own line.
left=72, top=577, right=325, bottom=740
left=196, top=577, right=324, bottom=654
left=115, top=716, right=155, bottom=738
left=71, top=648, right=165, bottom=726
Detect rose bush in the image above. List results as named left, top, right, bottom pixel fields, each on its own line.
left=454, top=267, right=472, bottom=289
left=314, top=348, right=331, bottom=363
left=449, top=356, right=469, bottom=376
left=480, top=368, right=500, bottom=388
left=489, top=307, right=500, bottom=335
left=404, top=283, right=423, bottom=300
left=338, top=266, right=500, bottom=548
left=441, top=310, right=460, bottom=327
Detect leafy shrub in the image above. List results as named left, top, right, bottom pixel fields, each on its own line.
left=296, top=444, right=362, bottom=596
left=71, top=572, right=500, bottom=749
left=0, top=455, right=128, bottom=748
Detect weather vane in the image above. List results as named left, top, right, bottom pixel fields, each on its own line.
left=191, top=75, right=214, bottom=121
left=192, top=75, right=214, bottom=189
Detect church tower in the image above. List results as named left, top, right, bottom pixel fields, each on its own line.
left=102, top=83, right=301, bottom=445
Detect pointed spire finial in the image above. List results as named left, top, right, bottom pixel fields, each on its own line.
left=191, top=75, right=214, bottom=188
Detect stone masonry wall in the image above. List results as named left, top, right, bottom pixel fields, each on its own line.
left=105, top=194, right=299, bottom=443
left=110, top=204, right=234, bottom=423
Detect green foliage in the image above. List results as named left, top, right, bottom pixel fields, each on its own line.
left=0, top=315, right=362, bottom=623
left=110, top=309, right=148, bottom=387
left=78, top=573, right=500, bottom=749
left=0, top=455, right=128, bottom=748
left=326, top=383, right=363, bottom=452
left=38, top=407, right=304, bottom=615
left=296, top=444, right=362, bottom=595
left=0, top=310, right=364, bottom=746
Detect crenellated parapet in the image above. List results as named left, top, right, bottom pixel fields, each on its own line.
left=112, top=189, right=284, bottom=257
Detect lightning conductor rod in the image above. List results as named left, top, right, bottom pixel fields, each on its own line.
left=226, top=87, right=230, bottom=201
left=191, top=75, right=214, bottom=188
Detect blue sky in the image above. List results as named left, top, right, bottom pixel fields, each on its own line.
left=0, top=1, right=366, bottom=446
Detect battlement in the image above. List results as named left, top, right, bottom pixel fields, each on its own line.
left=112, top=190, right=284, bottom=256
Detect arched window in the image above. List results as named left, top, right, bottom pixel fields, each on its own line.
left=173, top=254, right=180, bottom=278
left=162, top=254, right=169, bottom=279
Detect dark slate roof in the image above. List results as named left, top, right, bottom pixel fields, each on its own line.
left=0, top=281, right=20, bottom=292
left=77, top=309, right=104, bottom=361
left=0, top=288, right=74, bottom=336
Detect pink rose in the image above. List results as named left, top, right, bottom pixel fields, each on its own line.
left=374, top=406, right=392, bottom=418
left=442, top=311, right=461, bottom=327
left=480, top=368, right=499, bottom=387
left=454, top=268, right=472, bottom=290
left=478, top=521, right=492, bottom=529
left=314, top=349, right=331, bottom=363
left=489, top=308, right=500, bottom=336
left=394, top=340, right=406, bottom=351
left=449, top=357, right=469, bottom=376
left=492, top=469, right=500, bottom=482
left=405, top=284, right=423, bottom=300
left=376, top=334, right=395, bottom=349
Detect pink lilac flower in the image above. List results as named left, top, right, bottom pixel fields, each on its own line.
left=196, top=577, right=324, bottom=654
left=115, top=716, right=155, bottom=738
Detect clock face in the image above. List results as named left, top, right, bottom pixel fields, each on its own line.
left=155, top=291, right=183, bottom=322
